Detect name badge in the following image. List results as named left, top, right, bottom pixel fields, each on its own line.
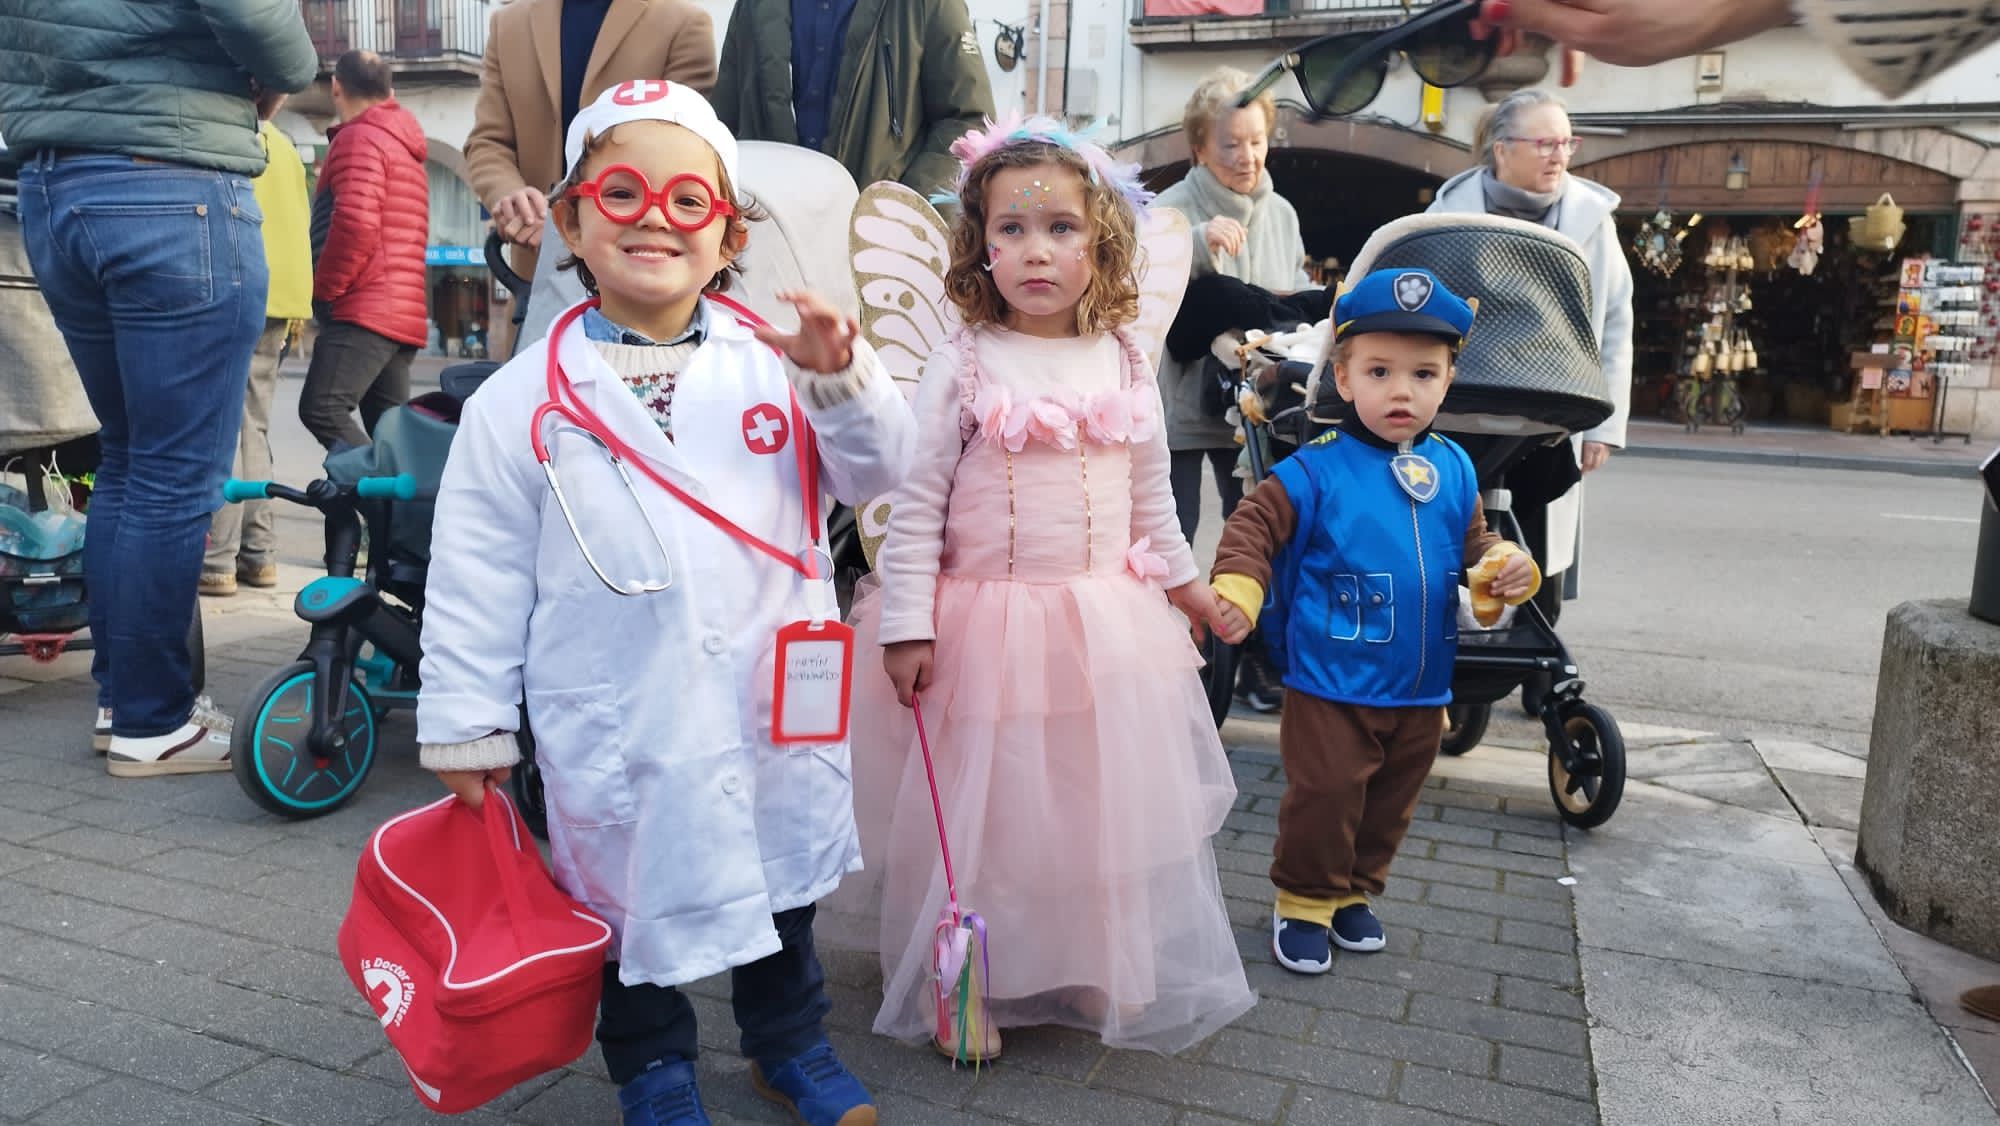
left=770, top=619, right=854, bottom=744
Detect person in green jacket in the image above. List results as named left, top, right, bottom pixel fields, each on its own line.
left=0, top=0, right=318, bottom=777
left=709, top=0, right=995, bottom=198
left=202, top=100, right=314, bottom=598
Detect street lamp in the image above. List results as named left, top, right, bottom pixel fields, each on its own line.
left=1724, top=152, right=1749, bottom=192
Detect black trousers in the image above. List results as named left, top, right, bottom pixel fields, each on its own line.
left=299, top=320, right=413, bottom=452
left=1171, top=447, right=1245, bottom=544
left=596, top=904, right=831, bottom=1086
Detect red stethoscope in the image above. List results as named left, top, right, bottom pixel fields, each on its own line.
left=528, top=295, right=826, bottom=596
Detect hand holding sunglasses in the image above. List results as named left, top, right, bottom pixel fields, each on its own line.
left=1238, top=0, right=1497, bottom=119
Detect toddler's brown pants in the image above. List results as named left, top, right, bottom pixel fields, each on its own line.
left=1270, top=690, right=1442, bottom=917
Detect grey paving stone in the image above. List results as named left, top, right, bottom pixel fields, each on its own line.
left=1204, top=1028, right=1395, bottom=1098
left=1439, top=807, right=1563, bottom=839
left=129, top=847, right=281, bottom=893
left=1396, top=1065, right=1597, bottom=1126
left=0, top=841, right=49, bottom=878
left=0, top=982, right=114, bottom=1052
left=206, top=1057, right=408, bottom=1124
left=1233, top=830, right=1279, bottom=857
left=1331, top=953, right=1497, bottom=1004
left=30, top=826, right=169, bottom=866
left=251, top=835, right=370, bottom=873
left=1497, top=871, right=1574, bottom=902
left=39, top=797, right=178, bottom=834
left=25, top=1076, right=260, bottom=1126
left=0, top=1042, right=103, bottom=1118
left=1214, top=844, right=1275, bottom=878
left=1497, top=1043, right=1596, bottom=1101
left=1231, top=995, right=1318, bottom=1040
left=1091, top=1050, right=1289, bottom=1120
left=874, top=1089, right=1000, bottom=1124
left=98, top=918, right=274, bottom=978
left=1406, top=995, right=1590, bottom=1057
left=1402, top=820, right=1497, bottom=849
left=1498, top=919, right=1576, bottom=955
left=1310, top=1012, right=1494, bottom=1075
left=1287, top=1085, right=1489, bottom=1125
left=1495, top=978, right=1587, bottom=1021
left=1416, top=789, right=1504, bottom=813
left=511, top=1071, right=620, bottom=1126
left=823, top=1027, right=981, bottom=1103
left=1415, top=936, right=1580, bottom=987
left=45, top=1013, right=263, bottom=1093
left=1493, top=832, right=1565, bottom=860
left=1224, top=809, right=1281, bottom=837
left=1376, top=900, right=1501, bottom=943
left=1432, top=844, right=1566, bottom=879
left=0, top=783, right=92, bottom=814
left=1244, top=962, right=1410, bottom=1020
left=1383, top=855, right=1500, bottom=891
left=0, top=880, right=156, bottom=944
left=1421, top=885, right=1572, bottom=928
left=230, top=904, right=346, bottom=951
left=220, top=947, right=361, bottom=1011
left=196, top=989, right=384, bottom=1071
left=139, top=816, right=278, bottom=858
left=992, top=1025, right=1106, bottom=1083
left=12, top=858, right=266, bottom=930
left=0, top=809, right=75, bottom=844
left=966, top=1070, right=1173, bottom=1125
left=236, top=863, right=363, bottom=914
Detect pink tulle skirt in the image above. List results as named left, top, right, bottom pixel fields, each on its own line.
left=833, top=570, right=1255, bottom=1054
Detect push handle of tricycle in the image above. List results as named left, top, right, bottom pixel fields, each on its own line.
left=354, top=474, right=417, bottom=501
left=221, top=479, right=272, bottom=504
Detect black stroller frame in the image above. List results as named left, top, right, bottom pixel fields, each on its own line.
left=1198, top=216, right=1628, bottom=829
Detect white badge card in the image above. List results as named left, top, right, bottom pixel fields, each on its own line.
left=771, top=619, right=854, bottom=744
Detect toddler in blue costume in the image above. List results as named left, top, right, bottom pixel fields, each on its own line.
left=1208, top=268, right=1540, bottom=973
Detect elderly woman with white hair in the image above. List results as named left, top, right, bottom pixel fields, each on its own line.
left=1427, top=88, right=1632, bottom=661
left=1154, top=66, right=1324, bottom=713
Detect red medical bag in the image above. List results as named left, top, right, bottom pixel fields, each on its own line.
left=337, top=790, right=612, bottom=1114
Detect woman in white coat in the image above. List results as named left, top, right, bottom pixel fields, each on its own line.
left=1428, top=88, right=1632, bottom=642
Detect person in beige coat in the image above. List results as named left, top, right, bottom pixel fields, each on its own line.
left=465, top=0, right=717, bottom=281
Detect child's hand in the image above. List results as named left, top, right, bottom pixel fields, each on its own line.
left=437, top=768, right=511, bottom=810
left=754, top=289, right=858, bottom=374
left=1489, top=550, right=1538, bottom=601
left=1167, top=581, right=1232, bottom=645
left=1213, top=599, right=1253, bottom=646
left=884, top=640, right=935, bottom=708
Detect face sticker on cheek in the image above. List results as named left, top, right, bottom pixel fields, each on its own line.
left=983, top=243, right=1000, bottom=272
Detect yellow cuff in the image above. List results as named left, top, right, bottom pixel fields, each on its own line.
left=1211, top=574, right=1265, bottom=627
left=1275, top=890, right=1368, bottom=927
left=1479, top=542, right=1542, bottom=606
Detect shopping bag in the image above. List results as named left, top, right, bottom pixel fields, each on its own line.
left=337, top=789, right=612, bottom=1114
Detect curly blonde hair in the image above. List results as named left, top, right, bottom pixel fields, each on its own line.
left=1182, top=66, right=1276, bottom=156
left=944, top=140, right=1141, bottom=335
left=548, top=122, right=769, bottom=297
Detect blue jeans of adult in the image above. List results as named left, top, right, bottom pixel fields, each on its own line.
left=18, top=152, right=267, bottom=737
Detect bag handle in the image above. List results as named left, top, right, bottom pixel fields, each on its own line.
left=479, top=786, right=543, bottom=951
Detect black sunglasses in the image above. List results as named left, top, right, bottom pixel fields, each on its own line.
left=1237, top=0, right=1495, bottom=120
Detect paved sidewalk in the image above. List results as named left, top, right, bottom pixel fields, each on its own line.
left=0, top=600, right=1599, bottom=1126
left=1623, top=417, right=1988, bottom=478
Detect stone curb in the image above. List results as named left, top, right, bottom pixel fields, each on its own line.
left=1622, top=441, right=1979, bottom=479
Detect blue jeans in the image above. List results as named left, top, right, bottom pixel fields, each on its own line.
left=19, top=153, right=267, bottom=736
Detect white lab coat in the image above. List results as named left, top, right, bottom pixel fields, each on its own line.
left=416, top=301, right=916, bottom=987
left=1429, top=169, right=1634, bottom=577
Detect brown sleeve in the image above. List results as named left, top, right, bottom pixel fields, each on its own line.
left=662, top=5, right=718, bottom=94
left=1462, top=501, right=1503, bottom=568
left=1213, top=477, right=1299, bottom=590
left=464, top=10, right=527, bottom=209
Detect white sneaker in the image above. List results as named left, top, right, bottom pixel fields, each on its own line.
left=92, top=708, right=113, bottom=754
left=106, top=701, right=234, bottom=777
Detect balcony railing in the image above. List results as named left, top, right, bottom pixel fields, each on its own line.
left=1129, top=0, right=1402, bottom=48
left=301, top=0, right=489, bottom=66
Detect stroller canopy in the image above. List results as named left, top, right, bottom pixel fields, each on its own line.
left=1313, top=214, right=1612, bottom=436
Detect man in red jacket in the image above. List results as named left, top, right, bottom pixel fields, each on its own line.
left=303, top=50, right=430, bottom=451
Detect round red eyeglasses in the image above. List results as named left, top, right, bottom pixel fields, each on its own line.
left=566, top=165, right=737, bottom=230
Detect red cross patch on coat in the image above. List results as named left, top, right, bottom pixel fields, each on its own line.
left=742, top=404, right=789, bottom=455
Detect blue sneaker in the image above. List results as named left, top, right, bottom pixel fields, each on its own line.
left=618, top=1059, right=711, bottom=1126
left=1331, top=902, right=1387, bottom=952
left=750, top=1041, right=876, bottom=1126
left=1272, top=910, right=1333, bottom=974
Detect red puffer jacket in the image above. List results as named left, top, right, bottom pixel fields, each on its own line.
left=313, top=99, right=431, bottom=347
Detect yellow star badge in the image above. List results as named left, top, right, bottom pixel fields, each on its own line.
left=1391, top=452, right=1440, bottom=503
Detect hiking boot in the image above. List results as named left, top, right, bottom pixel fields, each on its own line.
left=618, top=1060, right=711, bottom=1126
left=750, top=1041, right=876, bottom=1126
left=1331, top=903, right=1387, bottom=953
left=1272, top=910, right=1333, bottom=975
left=237, top=562, right=278, bottom=588
left=198, top=571, right=237, bottom=597
left=105, top=699, right=233, bottom=777
left=1235, top=647, right=1283, bottom=714
left=92, top=707, right=112, bottom=754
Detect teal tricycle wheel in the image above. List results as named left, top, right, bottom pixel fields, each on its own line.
left=233, top=660, right=378, bottom=819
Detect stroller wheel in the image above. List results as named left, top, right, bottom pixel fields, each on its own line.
left=1199, top=634, right=1240, bottom=729
left=233, top=660, right=378, bottom=819
left=1440, top=701, right=1489, bottom=756
left=1547, top=702, right=1626, bottom=829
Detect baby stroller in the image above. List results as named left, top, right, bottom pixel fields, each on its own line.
left=1203, top=214, right=1627, bottom=829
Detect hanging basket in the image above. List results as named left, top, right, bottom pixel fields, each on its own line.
left=1854, top=193, right=1907, bottom=253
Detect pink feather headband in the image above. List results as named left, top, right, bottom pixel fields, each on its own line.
left=938, top=111, right=1155, bottom=213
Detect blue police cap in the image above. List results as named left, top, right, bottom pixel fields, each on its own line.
left=1334, top=268, right=1474, bottom=345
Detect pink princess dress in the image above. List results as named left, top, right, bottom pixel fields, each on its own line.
left=843, top=325, right=1254, bottom=1054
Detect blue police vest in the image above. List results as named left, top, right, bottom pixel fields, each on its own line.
left=1263, top=430, right=1478, bottom=708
